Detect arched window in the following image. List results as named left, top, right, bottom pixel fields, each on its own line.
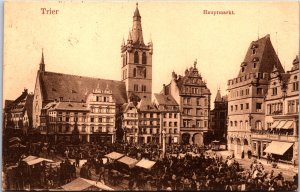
left=234, top=121, right=237, bottom=127
left=134, top=51, right=139, bottom=64
left=142, top=52, right=147, bottom=64
left=230, top=121, right=233, bottom=127
left=133, top=68, right=136, bottom=77
left=240, top=121, right=243, bottom=129
left=144, top=68, right=147, bottom=78
left=245, top=120, right=248, bottom=130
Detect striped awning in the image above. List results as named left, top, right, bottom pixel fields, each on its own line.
left=271, top=121, right=279, bottom=129
left=276, top=121, right=286, bottom=129
left=281, top=121, right=294, bottom=129
left=264, top=141, right=293, bottom=155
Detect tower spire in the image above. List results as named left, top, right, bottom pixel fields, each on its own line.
left=132, top=2, right=144, bottom=45
left=39, top=48, right=45, bottom=72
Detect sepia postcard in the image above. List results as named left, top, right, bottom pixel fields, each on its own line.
left=2, top=0, right=299, bottom=191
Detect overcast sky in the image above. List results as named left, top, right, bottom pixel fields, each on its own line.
left=3, top=1, right=299, bottom=107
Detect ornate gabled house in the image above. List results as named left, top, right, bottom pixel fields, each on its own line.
left=161, top=60, right=211, bottom=145
left=227, top=34, right=285, bottom=158
left=255, top=56, right=299, bottom=164
left=121, top=3, right=153, bottom=102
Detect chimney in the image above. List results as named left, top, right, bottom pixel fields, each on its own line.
left=163, top=84, right=166, bottom=95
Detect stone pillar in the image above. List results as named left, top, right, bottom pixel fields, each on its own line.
left=162, top=130, right=166, bottom=158
left=189, top=134, right=193, bottom=145
left=87, top=134, right=90, bottom=143
left=234, top=143, right=238, bottom=157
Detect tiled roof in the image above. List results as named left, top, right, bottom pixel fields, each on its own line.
left=40, top=71, right=127, bottom=105
left=137, top=98, right=159, bottom=112
left=46, top=101, right=89, bottom=111
left=154, top=93, right=178, bottom=106
left=238, top=34, right=284, bottom=77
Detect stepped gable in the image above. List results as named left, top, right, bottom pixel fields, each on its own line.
left=39, top=71, right=127, bottom=105
left=238, top=34, right=284, bottom=77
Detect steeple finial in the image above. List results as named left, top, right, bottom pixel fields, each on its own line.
left=194, top=59, right=197, bottom=68
left=39, top=48, right=45, bottom=72
left=40, top=48, right=44, bottom=65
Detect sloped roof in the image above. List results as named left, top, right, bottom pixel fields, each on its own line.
left=121, top=102, right=137, bottom=113
left=45, top=101, right=90, bottom=111
left=154, top=93, right=178, bottom=106
left=39, top=71, right=127, bottom=105
left=215, top=90, right=222, bottom=102
left=137, top=98, right=159, bottom=112
left=238, top=34, right=284, bottom=77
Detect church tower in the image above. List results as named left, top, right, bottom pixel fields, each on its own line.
left=121, top=3, right=153, bottom=102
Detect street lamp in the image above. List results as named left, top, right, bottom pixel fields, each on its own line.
left=162, top=130, right=166, bottom=158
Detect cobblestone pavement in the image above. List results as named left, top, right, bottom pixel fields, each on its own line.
left=216, top=150, right=298, bottom=181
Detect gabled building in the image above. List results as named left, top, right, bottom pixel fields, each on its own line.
left=161, top=60, right=211, bottom=145
left=121, top=102, right=139, bottom=143
left=153, top=93, right=180, bottom=144
left=227, top=34, right=285, bottom=158
left=137, top=98, right=160, bottom=144
left=210, top=90, right=228, bottom=144
left=4, top=89, right=33, bottom=135
left=251, top=56, right=299, bottom=164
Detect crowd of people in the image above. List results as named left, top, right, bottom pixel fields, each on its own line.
left=3, top=141, right=299, bottom=191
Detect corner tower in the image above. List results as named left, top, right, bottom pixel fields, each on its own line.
left=121, top=3, right=153, bottom=102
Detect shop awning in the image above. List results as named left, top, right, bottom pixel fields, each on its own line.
left=264, top=141, right=293, bottom=155
left=117, top=156, right=138, bottom=168
left=104, top=152, right=124, bottom=160
left=276, top=121, right=287, bottom=129
left=271, top=121, right=280, bottom=129
left=61, top=177, right=114, bottom=191
left=281, top=121, right=294, bottom=129
left=135, top=159, right=156, bottom=170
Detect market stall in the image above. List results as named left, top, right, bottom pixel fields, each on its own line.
left=61, top=177, right=114, bottom=191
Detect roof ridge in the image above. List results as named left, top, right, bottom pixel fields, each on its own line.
left=44, top=71, right=123, bottom=84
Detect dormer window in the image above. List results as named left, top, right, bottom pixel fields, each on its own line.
left=253, top=63, right=257, bottom=68
left=252, top=49, right=256, bottom=55
left=241, top=67, right=245, bottom=72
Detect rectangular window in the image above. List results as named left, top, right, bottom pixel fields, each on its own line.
left=204, top=121, right=207, bottom=127
left=240, top=104, right=243, bottom=110
left=197, top=98, right=201, bottom=106
left=174, top=113, right=177, bottom=118
left=134, top=84, right=139, bottom=91
left=293, top=82, right=299, bottom=91
left=272, top=87, right=277, bottom=95
left=169, top=113, right=172, bottom=118
left=235, top=105, right=238, bottom=111
left=246, top=89, right=249, bottom=95
left=257, top=88, right=263, bottom=95
left=256, top=103, right=262, bottom=112
left=174, top=122, right=178, bottom=127
left=246, top=103, right=249, bottom=109
left=231, top=106, right=233, bottom=111
left=90, top=117, right=94, bottom=122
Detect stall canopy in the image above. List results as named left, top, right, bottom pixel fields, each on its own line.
left=117, top=156, right=138, bottom=168
left=9, top=137, right=21, bottom=143
left=135, top=158, right=156, bottom=170
left=105, top=152, right=124, bottom=160
left=264, top=141, right=293, bottom=155
left=22, top=155, right=54, bottom=165
left=61, top=177, right=114, bottom=191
